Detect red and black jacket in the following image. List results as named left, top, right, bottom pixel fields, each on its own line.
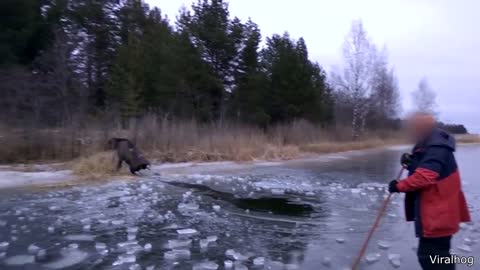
left=397, top=128, right=470, bottom=238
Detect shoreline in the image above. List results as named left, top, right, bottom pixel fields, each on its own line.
left=1, top=141, right=479, bottom=190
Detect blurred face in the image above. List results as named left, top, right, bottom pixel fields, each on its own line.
left=405, top=113, right=435, bottom=142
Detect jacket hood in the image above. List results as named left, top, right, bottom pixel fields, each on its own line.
left=425, top=128, right=456, bottom=151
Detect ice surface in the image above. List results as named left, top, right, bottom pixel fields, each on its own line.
left=224, top=260, right=233, bottom=268
left=164, top=249, right=191, bottom=260
left=0, top=241, right=9, bottom=251
left=64, top=234, right=95, bottom=241
left=365, top=253, right=381, bottom=264
left=377, top=240, right=391, bottom=250
left=0, top=220, right=7, bottom=227
left=4, top=255, right=35, bottom=266
left=457, top=244, right=472, bottom=253
left=27, top=244, right=41, bottom=254
left=168, top=239, right=192, bottom=249
left=388, top=254, right=401, bottom=268
left=176, top=228, right=198, bottom=235
left=193, top=261, right=219, bottom=270
left=253, top=257, right=265, bottom=265
left=225, top=249, right=249, bottom=261
left=0, top=252, right=6, bottom=259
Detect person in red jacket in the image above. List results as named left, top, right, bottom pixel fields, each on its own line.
left=388, top=112, right=470, bottom=270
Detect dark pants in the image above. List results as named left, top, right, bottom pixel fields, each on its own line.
left=417, top=236, right=455, bottom=270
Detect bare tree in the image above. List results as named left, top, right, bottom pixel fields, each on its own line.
left=411, top=77, right=437, bottom=115
left=331, top=19, right=377, bottom=139
left=370, top=47, right=401, bottom=123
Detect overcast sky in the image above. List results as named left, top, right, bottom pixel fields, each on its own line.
left=146, top=0, right=479, bottom=132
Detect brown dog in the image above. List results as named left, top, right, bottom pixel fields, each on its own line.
left=106, top=138, right=150, bottom=175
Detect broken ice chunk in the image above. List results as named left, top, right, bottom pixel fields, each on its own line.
left=253, top=257, right=265, bottom=266
left=234, top=263, right=248, bottom=270
left=193, top=261, right=219, bottom=270
left=176, top=228, right=198, bottom=235
left=464, top=238, right=475, bottom=246
left=127, top=227, right=139, bottom=234
left=0, top=241, right=9, bottom=251
left=365, top=253, right=381, bottom=264
left=111, top=220, right=124, bottom=226
left=129, top=264, right=142, bottom=270
left=64, top=234, right=95, bottom=241
left=271, top=189, right=285, bottom=195
left=119, top=254, right=136, bottom=263
left=321, top=257, right=331, bottom=267
left=144, top=243, right=152, bottom=252
left=388, top=254, right=401, bottom=268
left=200, top=239, right=210, bottom=249
left=4, top=255, right=35, bottom=266
left=377, top=240, right=390, bottom=250
left=49, top=206, right=61, bottom=212
left=36, top=249, right=47, bottom=261
left=0, top=220, right=7, bottom=227
left=28, top=244, right=41, bottom=254
left=351, top=188, right=361, bottom=194
left=225, top=249, right=249, bottom=261
left=336, top=238, right=345, bottom=244
left=213, top=205, right=221, bottom=211
left=0, top=252, right=6, bottom=259
left=224, top=260, right=233, bottom=268
left=164, top=249, right=191, bottom=260
left=178, top=202, right=200, bottom=210
left=207, top=235, right=218, bottom=242
left=95, top=242, right=107, bottom=251
left=48, top=226, right=55, bottom=234
left=83, top=225, right=91, bottom=231
left=168, top=239, right=192, bottom=249
left=458, top=244, right=472, bottom=253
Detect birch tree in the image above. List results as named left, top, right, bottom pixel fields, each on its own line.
left=331, top=20, right=376, bottom=139
left=411, top=77, right=437, bottom=115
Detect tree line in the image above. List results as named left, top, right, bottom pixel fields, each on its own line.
left=1, top=0, right=404, bottom=137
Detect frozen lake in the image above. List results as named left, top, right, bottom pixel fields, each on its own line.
left=0, top=145, right=478, bottom=269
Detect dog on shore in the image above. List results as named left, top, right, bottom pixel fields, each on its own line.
left=106, top=138, right=150, bottom=175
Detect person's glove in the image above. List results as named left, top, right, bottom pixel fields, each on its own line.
left=388, top=180, right=399, bottom=193
left=400, top=153, right=412, bottom=168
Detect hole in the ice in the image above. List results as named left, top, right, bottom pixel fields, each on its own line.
left=163, top=182, right=315, bottom=216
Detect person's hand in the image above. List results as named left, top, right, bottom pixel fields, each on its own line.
left=400, top=153, right=412, bottom=168
left=388, top=180, right=399, bottom=193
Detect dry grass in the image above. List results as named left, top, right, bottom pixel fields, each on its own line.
left=1, top=116, right=405, bottom=175
left=455, top=134, right=480, bottom=144
left=300, top=138, right=401, bottom=154
left=70, top=151, right=134, bottom=179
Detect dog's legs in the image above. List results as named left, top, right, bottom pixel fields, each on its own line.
left=116, top=159, right=123, bottom=171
